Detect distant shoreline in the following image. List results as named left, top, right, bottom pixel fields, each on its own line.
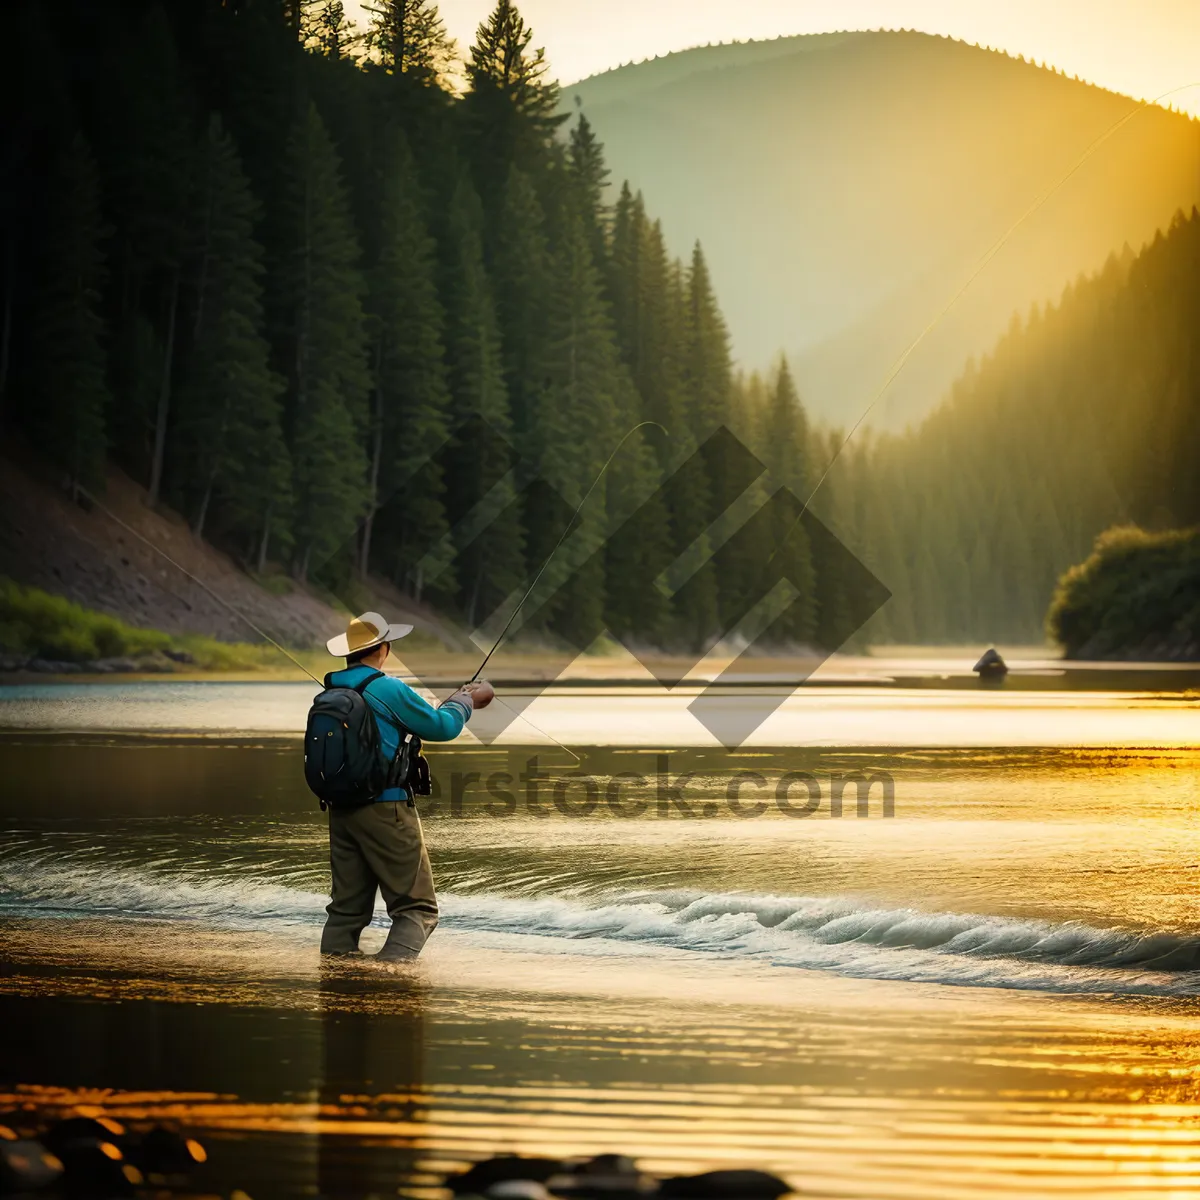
left=1, top=657, right=1196, bottom=692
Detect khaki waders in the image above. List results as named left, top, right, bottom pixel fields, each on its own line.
left=320, top=800, right=438, bottom=957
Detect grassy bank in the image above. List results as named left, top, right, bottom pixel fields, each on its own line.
left=0, top=579, right=303, bottom=671
left=1047, top=526, right=1200, bottom=660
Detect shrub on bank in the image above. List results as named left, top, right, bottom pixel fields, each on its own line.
left=1047, top=526, right=1200, bottom=660
left=0, top=579, right=290, bottom=670
left=0, top=579, right=172, bottom=661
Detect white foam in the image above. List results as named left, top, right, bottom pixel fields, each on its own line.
left=3, top=854, right=1197, bottom=996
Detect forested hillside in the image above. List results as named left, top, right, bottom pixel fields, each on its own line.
left=813, top=208, right=1200, bottom=646
left=0, top=0, right=828, bottom=654
left=566, top=32, right=1200, bottom=428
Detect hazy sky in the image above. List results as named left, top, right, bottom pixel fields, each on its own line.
left=418, top=0, right=1200, bottom=115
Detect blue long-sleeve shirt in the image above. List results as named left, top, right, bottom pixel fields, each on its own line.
left=328, top=664, right=472, bottom=801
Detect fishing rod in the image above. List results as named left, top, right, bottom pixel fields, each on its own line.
left=767, top=79, right=1200, bottom=561
left=466, top=420, right=668, bottom=683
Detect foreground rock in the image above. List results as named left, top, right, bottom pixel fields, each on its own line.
left=0, top=1113, right=244, bottom=1198
left=1, top=1111, right=794, bottom=1199
left=449, top=1154, right=794, bottom=1199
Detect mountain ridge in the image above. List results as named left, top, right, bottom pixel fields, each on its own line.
left=564, top=30, right=1200, bottom=427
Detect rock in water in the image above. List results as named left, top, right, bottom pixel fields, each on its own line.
left=577, top=1155, right=639, bottom=1176
left=50, top=1139, right=142, bottom=1196
left=42, top=1116, right=128, bottom=1156
left=659, top=1169, right=793, bottom=1199
left=972, top=647, right=1008, bottom=677
left=547, top=1152, right=656, bottom=1197
left=486, top=1183, right=553, bottom=1200
left=129, top=1126, right=208, bottom=1180
left=450, top=1156, right=568, bottom=1195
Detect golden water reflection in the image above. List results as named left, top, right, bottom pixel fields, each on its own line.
left=1, top=722, right=1199, bottom=1198
left=3, top=924, right=1200, bottom=1198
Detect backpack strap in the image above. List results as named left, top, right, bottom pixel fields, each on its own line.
left=355, top=673, right=417, bottom=795
left=351, top=669, right=384, bottom=695
left=320, top=668, right=382, bottom=692
left=360, top=675, right=406, bottom=735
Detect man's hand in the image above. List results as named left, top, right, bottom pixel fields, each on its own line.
left=462, top=680, right=494, bottom=709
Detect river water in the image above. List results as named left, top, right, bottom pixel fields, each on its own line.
left=0, top=679, right=1198, bottom=1198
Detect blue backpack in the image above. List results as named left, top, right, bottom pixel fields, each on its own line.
left=304, top=671, right=393, bottom=810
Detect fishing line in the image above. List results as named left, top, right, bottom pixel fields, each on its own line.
left=488, top=694, right=583, bottom=765
left=467, top=420, right=668, bottom=683
left=76, top=484, right=324, bottom=685
left=769, top=79, right=1200, bottom=559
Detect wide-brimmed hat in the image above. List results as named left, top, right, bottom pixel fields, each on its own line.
left=326, top=611, right=414, bottom=657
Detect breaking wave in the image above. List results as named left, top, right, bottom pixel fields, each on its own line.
left=2, top=852, right=1198, bottom=996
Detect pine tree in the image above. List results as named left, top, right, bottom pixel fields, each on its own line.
left=679, top=240, right=751, bottom=634
left=682, top=242, right=732, bottom=437
left=491, top=164, right=552, bottom=450
left=174, top=115, right=291, bottom=560
left=533, top=203, right=624, bottom=640
left=567, top=112, right=612, bottom=268
left=462, top=0, right=568, bottom=202
left=601, top=379, right=674, bottom=646
left=601, top=201, right=674, bottom=645
left=363, top=127, right=454, bottom=595
left=277, top=101, right=371, bottom=581
left=103, top=5, right=195, bottom=507
left=808, top=429, right=862, bottom=649
left=762, top=357, right=809, bottom=496
left=596, top=195, right=730, bottom=649
left=24, top=132, right=109, bottom=493
left=606, top=183, right=647, bottom=400
left=712, top=369, right=774, bottom=631
left=852, top=208, right=1200, bottom=645
left=633, top=218, right=686, bottom=445
left=302, top=0, right=362, bottom=59
left=0, top=0, right=1038, bottom=659
left=628, top=220, right=723, bottom=648
left=442, top=175, right=525, bottom=627
left=363, top=0, right=453, bottom=82
left=761, top=358, right=816, bottom=643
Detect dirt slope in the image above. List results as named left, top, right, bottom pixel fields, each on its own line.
left=0, top=447, right=454, bottom=650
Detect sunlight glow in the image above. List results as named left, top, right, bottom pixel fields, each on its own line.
left=409, top=0, right=1200, bottom=115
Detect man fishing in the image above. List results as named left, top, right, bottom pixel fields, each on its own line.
left=313, top=611, right=493, bottom=962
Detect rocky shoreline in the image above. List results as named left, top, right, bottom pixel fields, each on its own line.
left=0, top=650, right=194, bottom=675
